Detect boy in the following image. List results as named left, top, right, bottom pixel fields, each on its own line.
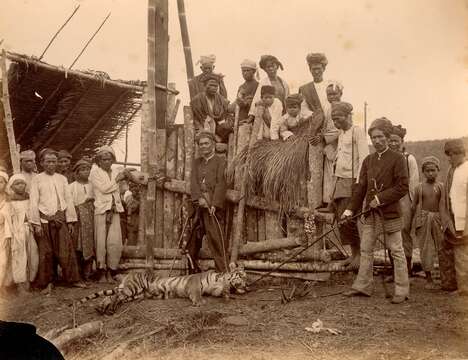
left=69, top=159, right=95, bottom=282
left=410, top=156, right=444, bottom=289
left=255, top=85, right=283, bottom=141
left=6, top=174, right=39, bottom=295
left=279, top=94, right=308, bottom=140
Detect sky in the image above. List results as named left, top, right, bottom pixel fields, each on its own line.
left=1, top=0, right=467, bottom=163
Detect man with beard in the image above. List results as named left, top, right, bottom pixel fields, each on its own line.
left=187, top=131, right=229, bottom=273
left=189, top=54, right=227, bottom=99
left=299, top=53, right=339, bottom=207
left=191, top=74, right=232, bottom=144
left=342, top=118, right=409, bottom=304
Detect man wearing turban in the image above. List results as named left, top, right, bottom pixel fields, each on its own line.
left=235, top=59, right=259, bottom=127
left=88, top=146, right=129, bottom=283
left=342, top=117, right=410, bottom=304
left=190, top=74, right=233, bottom=145
left=388, top=124, right=420, bottom=277
left=57, top=150, right=74, bottom=184
left=188, top=54, right=228, bottom=99
left=299, top=53, right=340, bottom=207
left=247, top=55, right=290, bottom=122
left=19, top=150, right=37, bottom=194
left=330, top=101, right=369, bottom=270
left=186, top=131, right=229, bottom=273
left=439, top=139, right=468, bottom=295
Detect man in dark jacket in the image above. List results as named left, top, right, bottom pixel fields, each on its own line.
left=187, top=131, right=229, bottom=272
left=342, top=117, right=410, bottom=304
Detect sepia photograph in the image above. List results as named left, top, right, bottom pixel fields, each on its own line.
left=0, top=0, right=467, bottom=358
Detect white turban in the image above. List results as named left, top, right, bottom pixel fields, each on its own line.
left=197, top=54, right=216, bottom=66
left=326, top=80, right=344, bottom=93
left=95, top=145, right=116, bottom=160
left=6, top=173, right=26, bottom=195
left=240, top=59, right=257, bottom=70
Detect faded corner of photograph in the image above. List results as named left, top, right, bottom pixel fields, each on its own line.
left=0, top=0, right=467, bottom=359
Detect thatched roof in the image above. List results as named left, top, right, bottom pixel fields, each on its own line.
left=2, top=51, right=144, bottom=162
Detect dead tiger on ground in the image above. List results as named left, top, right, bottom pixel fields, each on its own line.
left=75, top=263, right=248, bottom=315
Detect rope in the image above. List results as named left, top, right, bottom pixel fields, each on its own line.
left=248, top=209, right=372, bottom=286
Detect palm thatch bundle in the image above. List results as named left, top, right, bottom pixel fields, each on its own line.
left=227, top=122, right=312, bottom=215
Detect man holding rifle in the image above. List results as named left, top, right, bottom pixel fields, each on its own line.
left=342, top=117, right=410, bottom=304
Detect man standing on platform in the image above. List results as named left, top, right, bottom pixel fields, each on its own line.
left=342, top=117, right=409, bottom=304
left=236, top=59, right=259, bottom=126
left=331, top=101, right=369, bottom=270
left=189, top=54, right=228, bottom=99
left=19, top=150, right=37, bottom=194
left=190, top=74, right=232, bottom=144
left=299, top=53, right=339, bottom=207
left=187, top=131, right=229, bottom=273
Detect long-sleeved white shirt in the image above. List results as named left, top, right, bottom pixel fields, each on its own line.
left=334, top=125, right=369, bottom=180
left=88, top=164, right=124, bottom=215
left=29, top=172, right=77, bottom=224
left=404, top=153, right=420, bottom=201
left=69, top=181, right=94, bottom=207
left=449, top=160, right=468, bottom=232
left=248, top=76, right=290, bottom=117
left=255, top=98, right=283, bottom=141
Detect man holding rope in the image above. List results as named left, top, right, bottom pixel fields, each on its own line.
left=342, top=117, right=410, bottom=304
left=187, top=131, right=229, bottom=273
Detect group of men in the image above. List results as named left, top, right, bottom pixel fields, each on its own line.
left=186, top=52, right=468, bottom=303
left=0, top=146, right=140, bottom=296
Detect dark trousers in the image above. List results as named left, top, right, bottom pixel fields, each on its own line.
left=33, top=221, right=81, bottom=288
left=333, top=197, right=360, bottom=247
left=187, top=208, right=229, bottom=273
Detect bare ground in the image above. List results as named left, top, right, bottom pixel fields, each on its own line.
left=1, top=273, right=468, bottom=360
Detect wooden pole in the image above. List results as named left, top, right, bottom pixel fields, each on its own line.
left=176, top=0, right=195, bottom=97
left=1, top=50, right=20, bottom=173
left=137, top=89, right=149, bottom=247
left=39, top=5, right=80, bottom=60
left=230, top=106, right=263, bottom=264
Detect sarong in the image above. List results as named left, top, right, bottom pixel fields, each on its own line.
left=416, top=210, right=443, bottom=272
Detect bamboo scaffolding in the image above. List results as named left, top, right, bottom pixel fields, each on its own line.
left=1, top=50, right=20, bottom=172
left=176, top=0, right=195, bottom=97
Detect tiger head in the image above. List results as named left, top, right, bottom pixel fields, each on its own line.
left=227, top=262, right=248, bottom=291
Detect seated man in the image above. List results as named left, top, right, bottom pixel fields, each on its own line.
left=190, top=74, right=233, bottom=144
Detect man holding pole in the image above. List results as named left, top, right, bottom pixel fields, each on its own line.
left=342, top=117, right=409, bottom=304
left=187, top=131, right=229, bottom=273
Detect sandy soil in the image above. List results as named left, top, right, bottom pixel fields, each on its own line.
left=1, top=273, right=467, bottom=360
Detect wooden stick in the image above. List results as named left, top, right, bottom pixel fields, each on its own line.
left=230, top=107, right=263, bottom=264
left=69, top=12, right=111, bottom=69
left=1, top=50, right=20, bottom=172
left=173, top=124, right=185, bottom=246
left=137, top=89, right=149, bottom=247
left=39, top=5, right=81, bottom=60
left=51, top=321, right=103, bottom=353
left=177, top=0, right=195, bottom=97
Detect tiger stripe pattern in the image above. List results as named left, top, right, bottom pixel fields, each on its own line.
left=76, top=264, right=247, bottom=315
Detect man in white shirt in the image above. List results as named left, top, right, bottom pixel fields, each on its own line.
left=30, top=149, right=85, bottom=292
left=89, top=146, right=129, bottom=283
left=441, top=139, right=468, bottom=295
left=331, top=102, right=369, bottom=270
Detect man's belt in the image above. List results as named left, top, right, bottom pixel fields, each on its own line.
left=39, top=210, right=66, bottom=227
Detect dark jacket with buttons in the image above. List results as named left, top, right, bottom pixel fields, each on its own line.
left=349, top=148, right=409, bottom=219
left=190, top=154, right=227, bottom=209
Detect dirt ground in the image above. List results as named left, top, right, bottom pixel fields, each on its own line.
left=1, top=272, right=468, bottom=360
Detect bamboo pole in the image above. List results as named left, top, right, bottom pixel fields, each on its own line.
left=137, top=90, right=149, bottom=247
left=230, top=106, right=264, bottom=264
left=1, top=50, right=20, bottom=173
left=176, top=0, right=195, bottom=97
left=163, top=83, right=177, bottom=248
